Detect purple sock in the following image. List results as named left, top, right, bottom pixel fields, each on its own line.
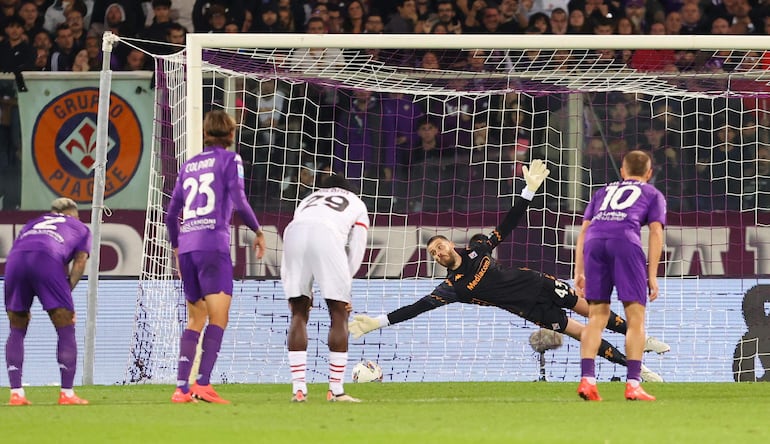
left=196, top=325, right=224, bottom=386
left=627, top=360, right=642, bottom=382
left=581, top=358, right=596, bottom=378
left=176, top=329, right=200, bottom=392
left=56, top=325, right=77, bottom=389
left=5, top=326, right=27, bottom=389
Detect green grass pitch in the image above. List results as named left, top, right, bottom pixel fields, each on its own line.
left=1, top=382, right=769, bottom=443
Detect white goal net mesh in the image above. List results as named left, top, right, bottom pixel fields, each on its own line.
left=126, top=35, right=770, bottom=384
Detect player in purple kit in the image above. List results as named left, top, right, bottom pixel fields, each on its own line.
left=4, top=197, right=91, bottom=406
left=575, top=150, right=666, bottom=402
left=165, top=110, right=266, bottom=404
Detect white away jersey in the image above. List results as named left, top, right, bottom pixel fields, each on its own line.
left=290, top=187, right=370, bottom=240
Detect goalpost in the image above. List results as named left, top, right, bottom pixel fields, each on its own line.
left=126, top=34, right=770, bottom=384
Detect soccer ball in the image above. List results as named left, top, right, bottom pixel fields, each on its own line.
left=351, top=360, right=383, bottom=383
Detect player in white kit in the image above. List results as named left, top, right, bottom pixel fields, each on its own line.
left=281, top=174, right=370, bottom=403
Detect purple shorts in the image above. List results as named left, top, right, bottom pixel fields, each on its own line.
left=583, top=238, right=648, bottom=306
left=4, top=251, right=73, bottom=312
left=177, top=251, right=234, bottom=303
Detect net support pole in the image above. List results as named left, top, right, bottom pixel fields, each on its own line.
left=83, top=31, right=119, bottom=385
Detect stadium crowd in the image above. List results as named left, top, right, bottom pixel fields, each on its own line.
left=0, top=0, right=769, bottom=212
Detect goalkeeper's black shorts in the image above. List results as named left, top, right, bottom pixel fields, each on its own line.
left=523, top=277, right=579, bottom=333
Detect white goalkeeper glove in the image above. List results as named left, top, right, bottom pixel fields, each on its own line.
left=522, top=159, right=550, bottom=193
left=349, top=314, right=389, bottom=339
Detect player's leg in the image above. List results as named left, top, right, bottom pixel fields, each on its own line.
left=35, top=257, right=87, bottom=406
left=48, top=307, right=88, bottom=405
left=571, top=296, right=628, bottom=334
left=189, top=252, right=234, bottom=404
left=172, top=252, right=204, bottom=402
left=615, top=246, right=656, bottom=400
left=288, top=295, right=311, bottom=401
left=4, top=253, right=34, bottom=405
left=5, top=311, right=30, bottom=405
left=326, top=298, right=358, bottom=401
left=281, top=227, right=314, bottom=402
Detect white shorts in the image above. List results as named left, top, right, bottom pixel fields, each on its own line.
left=280, top=222, right=352, bottom=303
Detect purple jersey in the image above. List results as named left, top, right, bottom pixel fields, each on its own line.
left=10, top=213, right=91, bottom=264
left=583, top=179, right=666, bottom=247
left=166, top=146, right=260, bottom=254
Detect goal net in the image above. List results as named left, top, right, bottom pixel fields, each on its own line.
left=127, top=34, right=770, bottom=384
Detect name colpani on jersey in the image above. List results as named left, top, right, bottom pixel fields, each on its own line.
left=185, top=157, right=216, bottom=173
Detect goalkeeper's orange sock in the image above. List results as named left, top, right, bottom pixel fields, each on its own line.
left=605, top=310, right=627, bottom=334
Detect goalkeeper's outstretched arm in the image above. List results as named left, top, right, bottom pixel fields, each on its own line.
left=349, top=293, right=452, bottom=339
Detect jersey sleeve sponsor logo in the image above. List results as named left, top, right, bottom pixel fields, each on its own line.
left=32, top=87, right=143, bottom=203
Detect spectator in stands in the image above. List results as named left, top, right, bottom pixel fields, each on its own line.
left=334, top=90, right=392, bottom=189
left=435, top=0, right=462, bottom=34
left=384, top=0, right=417, bottom=33
left=142, top=0, right=175, bottom=42
left=65, top=7, right=87, bottom=49
left=50, top=23, right=78, bottom=71
left=122, top=48, right=149, bottom=70
left=528, top=12, right=552, bottom=33
left=191, top=0, right=244, bottom=33
left=19, top=0, right=45, bottom=42
left=71, top=48, right=91, bottom=71
left=630, top=21, right=677, bottom=71
left=592, top=15, right=614, bottom=34
left=166, top=21, right=187, bottom=46
left=567, top=7, right=590, bottom=33
left=326, top=4, right=344, bottom=33
left=638, top=120, right=686, bottom=210
left=701, top=123, right=749, bottom=210
left=33, top=46, right=50, bottom=70
left=254, top=2, right=282, bottom=32
left=90, top=1, right=144, bottom=37
left=364, top=9, right=385, bottom=33
left=664, top=9, right=682, bottom=34
left=419, top=50, right=442, bottom=69
left=679, top=1, right=707, bottom=34
left=44, top=0, right=88, bottom=34
left=383, top=91, right=425, bottom=168
left=403, top=117, right=455, bottom=213
left=467, top=4, right=522, bottom=33
left=550, top=7, right=569, bottom=34
left=615, top=16, right=639, bottom=34
left=710, top=16, right=730, bottom=34
left=0, top=16, right=36, bottom=74
left=84, top=33, right=101, bottom=69
left=342, top=0, right=366, bottom=33
left=169, top=0, right=194, bottom=33
left=277, top=5, right=296, bottom=32
left=203, top=4, right=226, bottom=32
left=623, top=0, right=649, bottom=34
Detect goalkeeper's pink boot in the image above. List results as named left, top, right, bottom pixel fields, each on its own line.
left=577, top=378, right=602, bottom=401
left=625, top=383, right=656, bottom=401
left=191, top=383, right=230, bottom=404
left=58, top=392, right=89, bottom=405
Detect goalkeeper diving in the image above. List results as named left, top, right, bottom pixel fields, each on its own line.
left=349, top=159, right=670, bottom=381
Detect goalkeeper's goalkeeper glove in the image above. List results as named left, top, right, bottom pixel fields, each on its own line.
left=522, top=159, right=550, bottom=193
left=349, top=314, right=389, bottom=339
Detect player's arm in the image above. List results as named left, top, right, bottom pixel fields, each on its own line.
left=68, top=250, right=88, bottom=290
left=349, top=282, right=458, bottom=338
left=225, top=153, right=265, bottom=258
left=347, top=211, right=370, bottom=276
left=488, top=159, right=550, bottom=248
left=165, top=179, right=184, bottom=249
left=573, top=220, right=591, bottom=297
left=646, top=221, right=664, bottom=302
left=349, top=294, right=452, bottom=339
